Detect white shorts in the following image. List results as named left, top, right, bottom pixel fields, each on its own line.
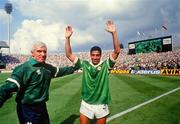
left=80, top=100, right=109, bottom=119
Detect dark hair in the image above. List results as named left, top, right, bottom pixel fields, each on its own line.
left=90, top=46, right=102, bottom=55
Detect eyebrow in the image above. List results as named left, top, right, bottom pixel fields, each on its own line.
left=37, top=50, right=47, bottom=52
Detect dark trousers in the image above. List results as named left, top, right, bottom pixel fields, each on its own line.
left=17, top=102, right=50, bottom=124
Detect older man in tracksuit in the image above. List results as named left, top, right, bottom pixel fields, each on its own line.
left=0, top=41, right=78, bottom=124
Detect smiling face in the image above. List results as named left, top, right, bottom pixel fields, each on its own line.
left=90, top=46, right=102, bottom=65
left=90, top=50, right=101, bottom=65
left=31, top=42, right=47, bottom=63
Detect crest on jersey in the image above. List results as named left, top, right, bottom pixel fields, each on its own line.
left=36, top=69, right=41, bottom=75
left=97, top=66, right=101, bottom=71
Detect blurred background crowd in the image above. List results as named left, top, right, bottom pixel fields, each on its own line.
left=0, top=48, right=179, bottom=71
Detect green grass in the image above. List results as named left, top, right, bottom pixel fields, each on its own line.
left=109, top=74, right=180, bottom=124
left=0, top=73, right=180, bottom=124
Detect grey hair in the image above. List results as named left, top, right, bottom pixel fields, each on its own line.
left=31, top=41, right=47, bottom=52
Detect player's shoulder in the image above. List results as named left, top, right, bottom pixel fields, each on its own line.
left=83, top=60, right=90, bottom=65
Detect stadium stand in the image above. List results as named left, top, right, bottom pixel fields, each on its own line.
left=0, top=41, right=9, bottom=69
left=0, top=48, right=179, bottom=71
left=0, top=38, right=179, bottom=71
left=0, top=41, right=9, bottom=49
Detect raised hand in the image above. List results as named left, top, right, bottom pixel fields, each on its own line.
left=105, top=20, right=116, bottom=33
left=65, top=26, right=73, bottom=39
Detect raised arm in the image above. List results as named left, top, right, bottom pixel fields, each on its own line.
left=105, top=20, right=120, bottom=60
left=65, top=26, right=77, bottom=62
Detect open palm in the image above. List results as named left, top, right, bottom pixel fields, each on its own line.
left=106, top=20, right=116, bottom=33
left=65, top=26, right=73, bottom=38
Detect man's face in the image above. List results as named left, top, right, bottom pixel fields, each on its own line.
left=90, top=50, right=101, bottom=65
left=32, top=46, right=47, bottom=63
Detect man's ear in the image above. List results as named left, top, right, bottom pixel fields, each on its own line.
left=31, top=50, right=34, bottom=56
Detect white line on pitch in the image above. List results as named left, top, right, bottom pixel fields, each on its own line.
left=107, top=86, right=180, bottom=123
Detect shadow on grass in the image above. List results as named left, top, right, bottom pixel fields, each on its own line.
left=59, top=114, right=96, bottom=124
left=60, top=114, right=79, bottom=124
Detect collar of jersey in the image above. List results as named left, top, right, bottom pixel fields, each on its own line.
left=29, top=57, right=44, bottom=65
left=90, top=61, right=103, bottom=67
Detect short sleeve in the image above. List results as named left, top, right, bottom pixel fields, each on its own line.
left=74, top=58, right=82, bottom=70
left=107, top=57, right=116, bottom=69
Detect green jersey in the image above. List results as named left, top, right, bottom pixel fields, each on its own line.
left=75, top=57, right=115, bottom=104
left=0, top=57, right=76, bottom=106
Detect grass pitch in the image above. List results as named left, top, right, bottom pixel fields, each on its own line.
left=0, top=73, right=180, bottom=124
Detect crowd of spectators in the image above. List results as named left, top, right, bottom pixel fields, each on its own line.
left=115, top=48, right=180, bottom=70
left=0, top=48, right=180, bottom=71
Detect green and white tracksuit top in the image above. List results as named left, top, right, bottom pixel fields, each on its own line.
left=0, top=57, right=77, bottom=106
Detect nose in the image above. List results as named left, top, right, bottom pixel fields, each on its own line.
left=94, top=55, right=99, bottom=59
left=41, top=51, right=46, bottom=56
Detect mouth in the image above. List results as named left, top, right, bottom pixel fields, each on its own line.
left=38, top=57, right=46, bottom=62
left=92, top=60, right=100, bottom=64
